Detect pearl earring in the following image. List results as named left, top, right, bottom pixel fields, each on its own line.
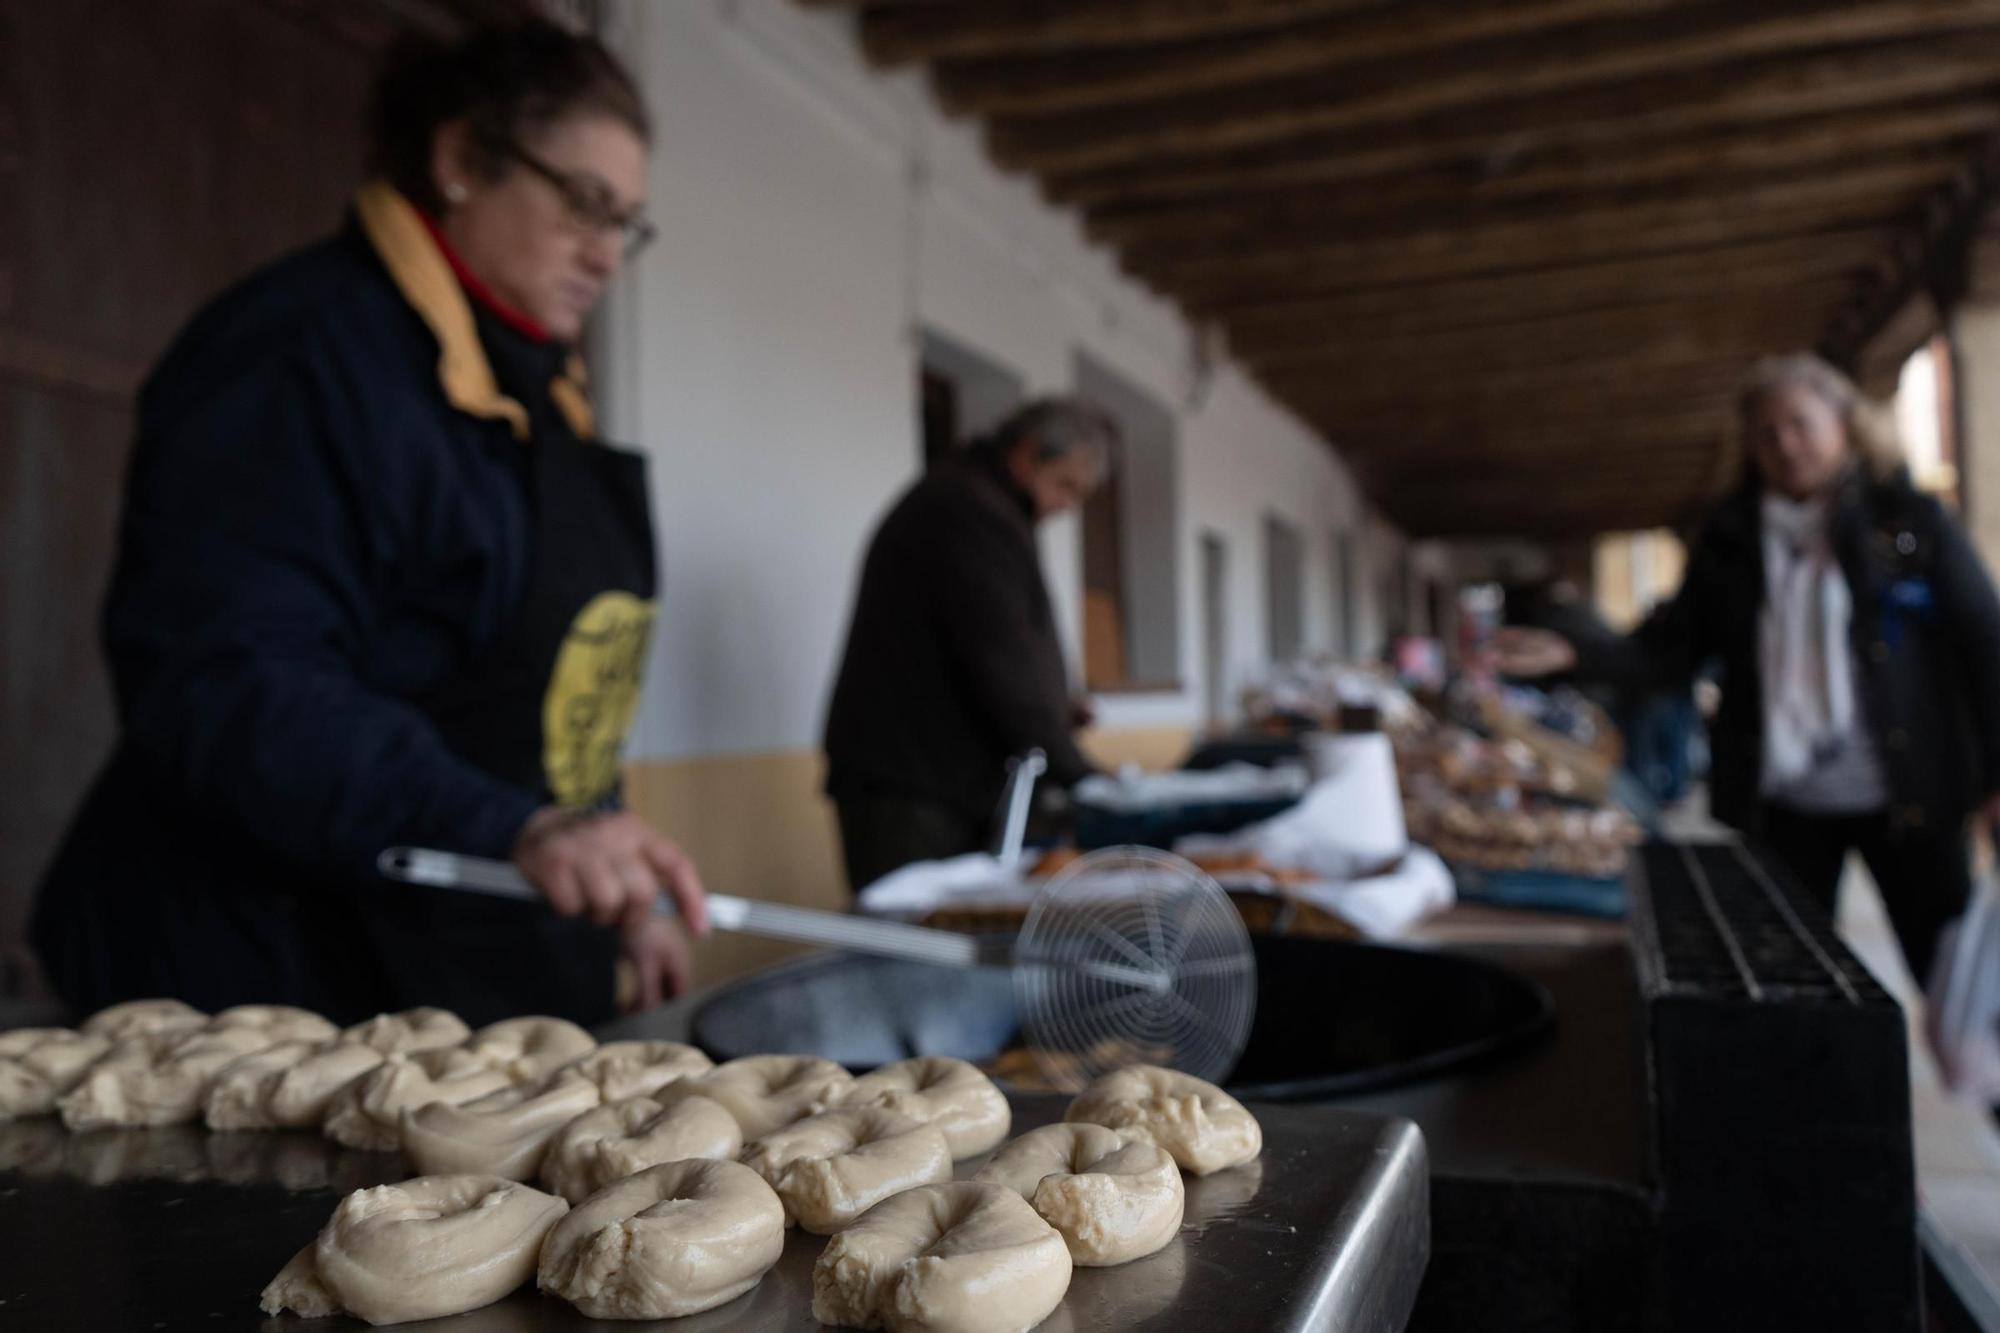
left=444, top=182, right=468, bottom=203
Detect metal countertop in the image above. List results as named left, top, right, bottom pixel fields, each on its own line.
left=0, top=1092, right=1426, bottom=1332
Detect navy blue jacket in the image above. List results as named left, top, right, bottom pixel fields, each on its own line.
left=32, top=190, right=582, bottom=1017
left=1574, top=467, right=2000, bottom=835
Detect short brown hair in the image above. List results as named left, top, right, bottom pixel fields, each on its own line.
left=369, top=19, right=650, bottom=214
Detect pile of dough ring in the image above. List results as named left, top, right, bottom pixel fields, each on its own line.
left=655, top=1053, right=853, bottom=1138
left=204, top=1040, right=324, bottom=1131
left=79, top=999, right=207, bottom=1042
left=1065, top=1064, right=1263, bottom=1176
left=540, top=1094, right=743, bottom=1204
left=256, top=1041, right=395, bottom=1129
left=11, top=997, right=1276, bottom=1332
left=812, top=1181, right=1072, bottom=1333
left=342, top=1008, right=471, bottom=1056
left=399, top=1072, right=602, bottom=1180
left=741, top=1106, right=953, bottom=1233
left=324, top=1046, right=517, bottom=1151
left=562, top=1039, right=712, bottom=1101
left=206, top=1005, right=342, bottom=1044
left=839, top=1056, right=1011, bottom=1159
left=538, top=1159, right=786, bottom=1319
left=210, top=1009, right=475, bottom=1132
left=0, top=1029, right=112, bottom=1119
left=461, top=1017, right=596, bottom=1083
left=60, top=1025, right=276, bottom=1130
left=261, top=1175, right=568, bottom=1326
left=974, top=1123, right=1184, bottom=1266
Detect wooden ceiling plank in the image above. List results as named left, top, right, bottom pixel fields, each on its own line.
left=1154, top=186, right=1936, bottom=306
left=1100, top=146, right=1967, bottom=260
left=1216, top=233, right=1892, bottom=341
left=855, top=0, right=1390, bottom=66
left=1264, top=349, right=1760, bottom=405
left=1232, top=282, right=1848, bottom=364
left=1039, top=30, right=2000, bottom=200
left=932, top=0, right=1686, bottom=115
left=986, top=2, right=2000, bottom=175
left=1085, top=101, right=2000, bottom=242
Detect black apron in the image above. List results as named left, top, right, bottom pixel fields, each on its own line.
left=353, top=337, right=660, bottom=1027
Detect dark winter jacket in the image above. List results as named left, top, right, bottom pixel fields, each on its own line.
left=823, top=445, right=1094, bottom=821
left=1573, top=466, right=2000, bottom=835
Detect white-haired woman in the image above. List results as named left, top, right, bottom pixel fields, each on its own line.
left=1498, top=352, right=2000, bottom=983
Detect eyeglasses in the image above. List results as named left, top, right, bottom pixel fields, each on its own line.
left=503, top=142, right=658, bottom=258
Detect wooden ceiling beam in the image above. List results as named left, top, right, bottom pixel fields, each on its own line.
left=1384, top=491, right=1708, bottom=538
left=1212, top=232, right=1892, bottom=337
left=1822, top=133, right=2000, bottom=365
left=1264, top=349, right=1756, bottom=407
left=1308, top=394, right=1742, bottom=440
left=1152, top=188, right=1936, bottom=309
left=1234, top=285, right=1844, bottom=373
left=1041, top=31, right=2000, bottom=203
left=1121, top=156, right=1950, bottom=270
left=1370, top=465, right=1724, bottom=509
left=850, top=0, right=1389, bottom=66
left=1085, top=103, right=2000, bottom=246
left=985, top=3, right=2000, bottom=175
left=932, top=0, right=1684, bottom=116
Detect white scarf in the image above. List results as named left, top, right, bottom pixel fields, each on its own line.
left=1758, top=492, right=1860, bottom=793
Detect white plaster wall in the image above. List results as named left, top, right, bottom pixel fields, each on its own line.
left=598, top=0, right=1399, bottom=760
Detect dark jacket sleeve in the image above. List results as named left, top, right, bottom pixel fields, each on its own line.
left=1924, top=499, right=2000, bottom=797
left=913, top=499, right=1095, bottom=786
left=1568, top=528, right=1724, bottom=695
left=105, top=343, right=541, bottom=882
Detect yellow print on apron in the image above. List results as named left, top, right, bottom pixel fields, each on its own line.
left=542, top=590, right=658, bottom=807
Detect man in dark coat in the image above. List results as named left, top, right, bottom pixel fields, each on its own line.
left=823, top=398, right=1116, bottom=891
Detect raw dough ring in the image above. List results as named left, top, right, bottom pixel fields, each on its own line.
left=59, top=1026, right=275, bottom=1130
left=265, top=1042, right=390, bottom=1128
left=741, top=1107, right=953, bottom=1234
left=1064, top=1065, right=1262, bottom=1176
left=261, top=1175, right=568, bottom=1326
left=0, top=1029, right=111, bottom=1119
left=400, top=1073, right=602, bottom=1180
left=564, top=1040, right=712, bottom=1101
left=537, top=1158, right=786, bottom=1319
left=207, top=1004, right=341, bottom=1044
left=811, top=1181, right=1072, bottom=1333
left=540, top=1094, right=744, bottom=1204
left=79, top=999, right=206, bottom=1042
left=324, top=1047, right=517, bottom=1151
left=656, top=1054, right=854, bottom=1139
left=973, top=1123, right=1184, bottom=1266
left=203, top=1040, right=320, bottom=1130
left=841, top=1057, right=1011, bottom=1159
left=342, top=1008, right=471, bottom=1055
left=463, top=1017, right=596, bottom=1082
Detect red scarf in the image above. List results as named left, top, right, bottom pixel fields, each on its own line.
left=416, top=210, right=551, bottom=344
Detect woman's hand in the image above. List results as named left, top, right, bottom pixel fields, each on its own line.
left=1491, top=627, right=1580, bottom=679
left=619, top=915, right=694, bottom=1011
left=512, top=808, right=711, bottom=938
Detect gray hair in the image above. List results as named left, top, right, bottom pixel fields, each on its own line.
left=991, top=397, right=1119, bottom=476
left=1736, top=350, right=1902, bottom=482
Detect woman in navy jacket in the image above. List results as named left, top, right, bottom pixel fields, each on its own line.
left=1499, top=353, right=2000, bottom=983
left=32, top=22, right=708, bottom=1026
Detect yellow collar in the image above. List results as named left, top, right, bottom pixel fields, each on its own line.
left=353, top=180, right=594, bottom=441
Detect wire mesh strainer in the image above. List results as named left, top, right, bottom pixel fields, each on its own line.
left=379, top=841, right=1256, bottom=1089
left=1013, top=845, right=1256, bottom=1090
